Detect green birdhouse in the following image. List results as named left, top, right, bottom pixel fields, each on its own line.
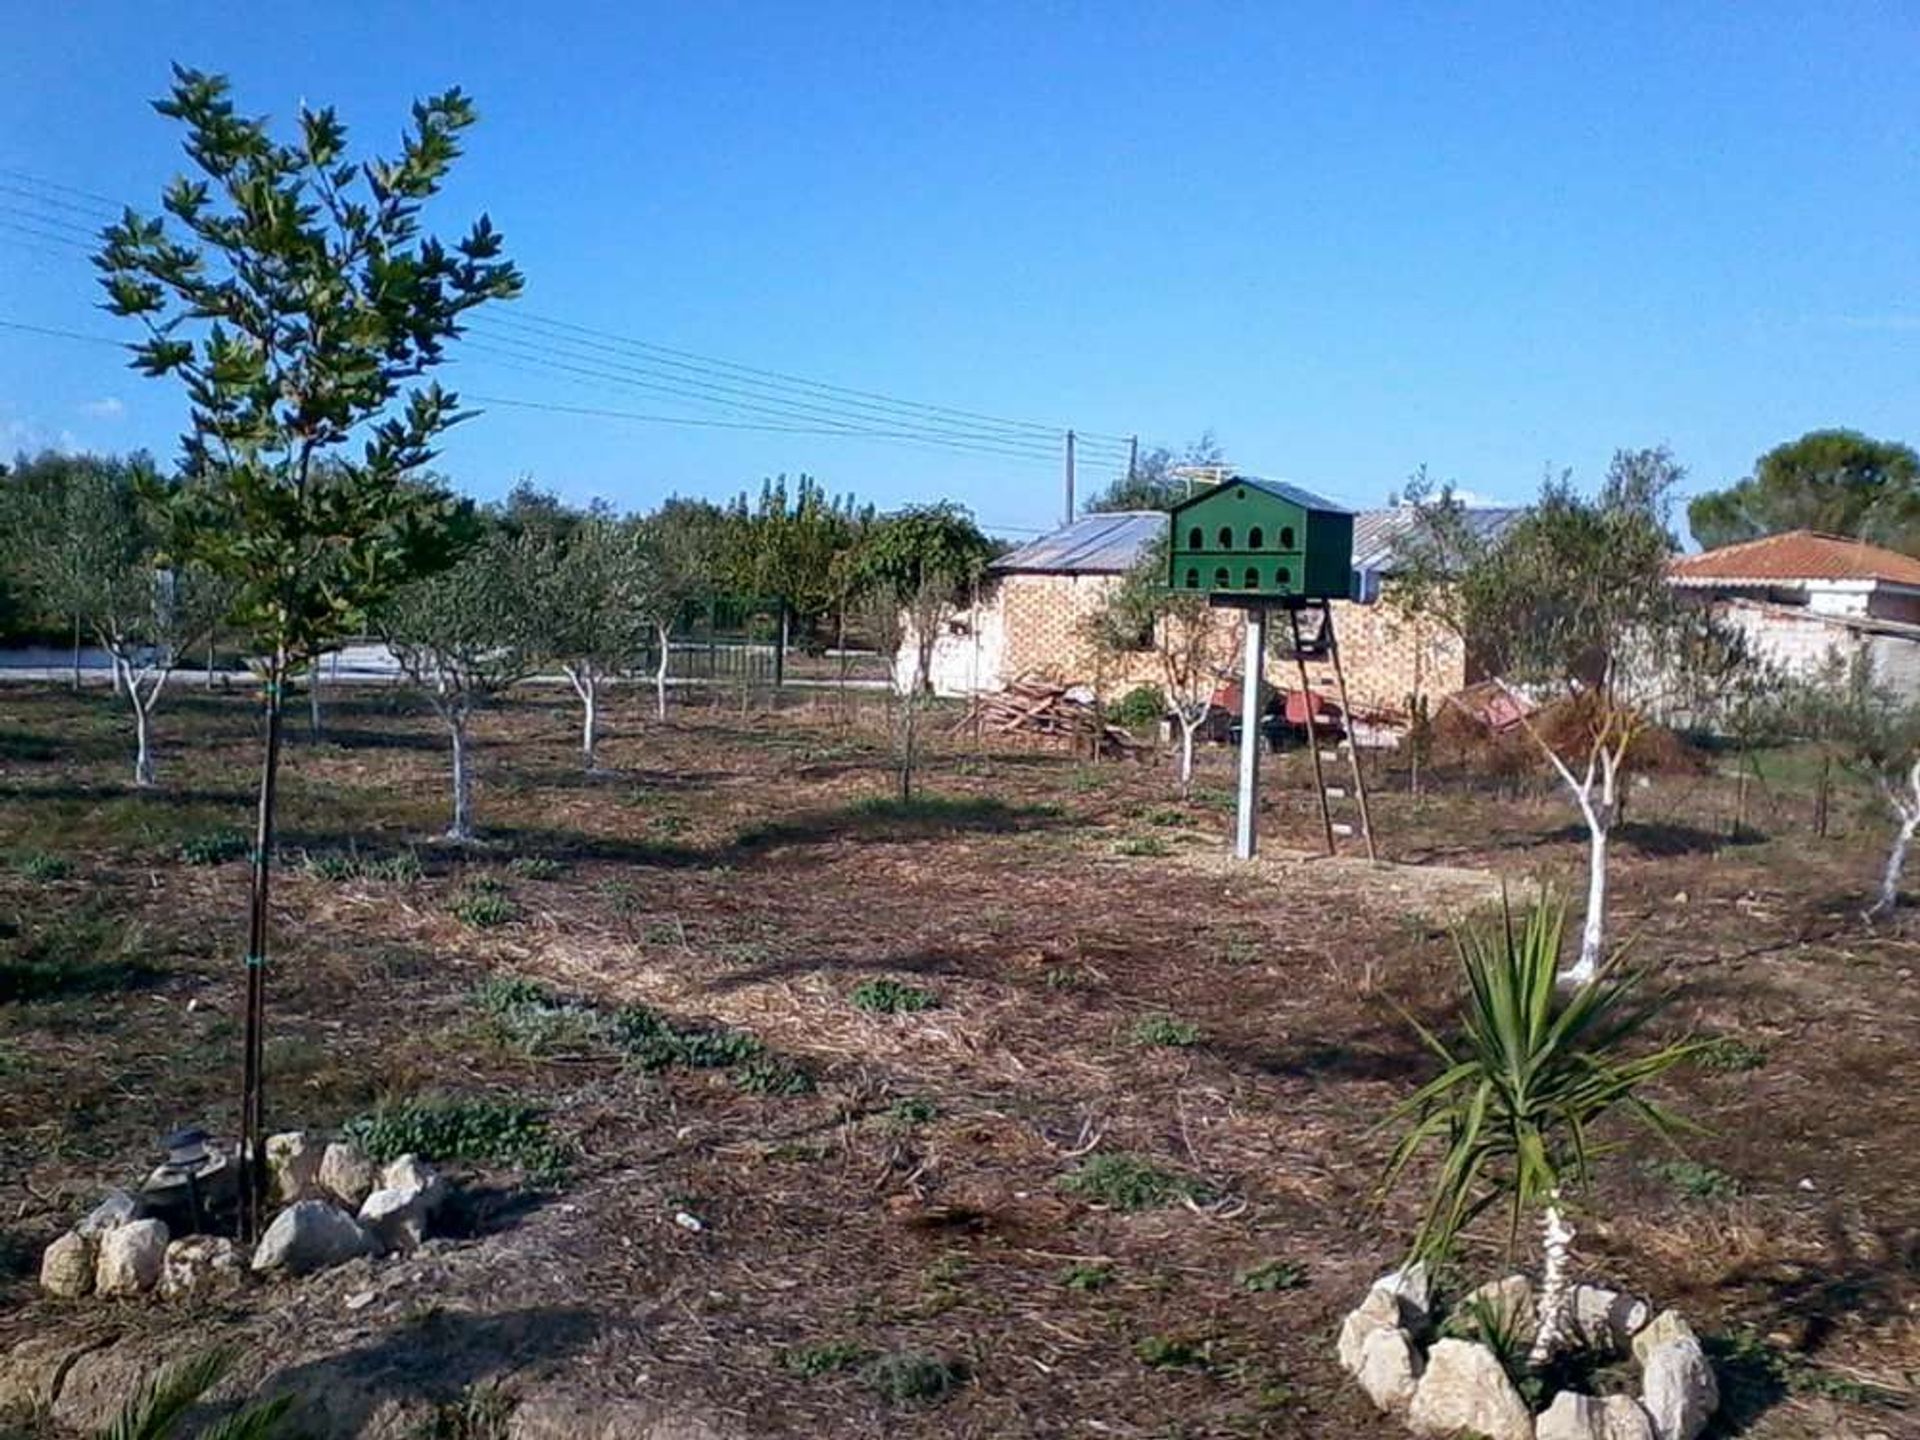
left=1165, top=476, right=1353, bottom=602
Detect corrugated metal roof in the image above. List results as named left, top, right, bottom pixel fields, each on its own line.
left=1668, top=530, right=1920, bottom=588
left=992, top=511, right=1166, bottom=574
left=1351, top=505, right=1526, bottom=573
left=1232, top=476, right=1354, bottom=514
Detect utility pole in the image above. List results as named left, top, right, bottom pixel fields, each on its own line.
left=1126, top=434, right=1139, bottom=482
left=1063, top=429, right=1076, bottom=525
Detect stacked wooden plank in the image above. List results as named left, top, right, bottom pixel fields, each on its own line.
left=949, top=677, right=1148, bottom=759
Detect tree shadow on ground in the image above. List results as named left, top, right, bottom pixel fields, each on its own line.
left=729, top=795, right=1065, bottom=853
left=1718, top=1209, right=1919, bottom=1357
left=254, top=1305, right=602, bottom=1435
left=703, top=945, right=975, bottom=994
left=1215, top=1023, right=1433, bottom=1086
left=1541, top=819, right=1768, bottom=856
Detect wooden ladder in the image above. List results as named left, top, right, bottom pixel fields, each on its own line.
left=1283, top=601, right=1378, bottom=862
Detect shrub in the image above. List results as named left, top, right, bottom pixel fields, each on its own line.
left=1129, top=1014, right=1199, bottom=1047
left=860, top=1352, right=966, bottom=1405
left=850, top=979, right=939, bottom=1014
left=1237, top=1258, right=1306, bottom=1292
left=1134, top=1334, right=1218, bottom=1372
left=734, top=1056, right=815, bottom=1096
left=779, top=1341, right=870, bottom=1377
left=13, top=851, right=71, bottom=881
left=1110, top=684, right=1167, bottom=729
left=179, top=829, right=250, bottom=866
left=1060, top=1153, right=1204, bottom=1211
left=344, top=1095, right=568, bottom=1184
left=451, top=882, right=520, bottom=929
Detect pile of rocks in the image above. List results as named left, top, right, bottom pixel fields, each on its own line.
left=38, top=1131, right=448, bottom=1303
left=1336, top=1264, right=1719, bottom=1440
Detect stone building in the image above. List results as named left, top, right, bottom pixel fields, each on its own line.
left=908, top=504, right=1522, bottom=718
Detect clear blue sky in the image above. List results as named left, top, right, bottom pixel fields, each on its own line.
left=2, top=3, right=1914, bottom=537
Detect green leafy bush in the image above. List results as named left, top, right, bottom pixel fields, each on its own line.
left=471, top=976, right=602, bottom=1056
left=1237, top=1258, right=1306, bottom=1292
left=13, top=851, right=70, bottom=882
left=1110, top=684, right=1167, bottom=729
left=345, top=1095, right=568, bottom=1184
left=1060, top=1153, right=1205, bottom=1211
left=734, top=1056, right=815, bottom=1096
left=1134, top=1334, right=1218, bottom=1372
left=609, top=1004, right=763, bottom=1071
left=179, top=829, right=250, bottom=866
left=850, top=979, right=939, bottom=1014
left=1129, top=1013, right=1199, bottom=1047
left=860, top=1352, right=966, bottom=1404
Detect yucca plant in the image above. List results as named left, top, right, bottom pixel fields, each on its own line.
left=1381, top=893, right=1702, bottom=1365
left=98, top=1350, right=292, bottom=1440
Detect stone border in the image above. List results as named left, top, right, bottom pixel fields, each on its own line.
left=1336, top=1264, right=1719, bottom=1440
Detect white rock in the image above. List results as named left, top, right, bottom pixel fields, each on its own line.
left=1354, top=1324, right=1420, bottom=1414
left=1337, top=1286, right=1401, bottom=1374
left=1601, top=1396, right=1657, bottom=1440
left=251, top=1200, right=380, bottom=1275
left=158, top=1236, right=244, bottom=1300
left=1406, top=1338, right=1532, bottom=1440
left=1642, top=1337, right=1718, bottom=1440
left=266, top=1131, right=323, bottom=1203
left=1538, top=1391, right=1654, bottom=1440
left=317, top=1142, right=378, bottom=1207
left=1572, top=1283, right=1650, bottom=1353
left=1372, top=1258, right=1434, bottom=1327
left=39, top=1232, right=93, bottom=1298
left=378, top=1153, right=446, bottom=1205
left=94, top=1218, right=168, bottom=1296
left=75, top=1190, right=143, bottom=1238
left=1630, top=1309, right=1699, bottom=1367
left=358, top=1186, right=433, bottom=1252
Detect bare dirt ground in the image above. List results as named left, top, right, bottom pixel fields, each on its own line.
left=0, top=684, right=1915, bottom=1437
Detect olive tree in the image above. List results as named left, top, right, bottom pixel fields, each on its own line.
left=1081, top=534, right=1227, bottom=797
left=96, top=65, right=520, bottom=1237
left=0, top=452, right=224, bottom=786
left=379, top=522, right=541, bottom=839
left=1396, top=452, right=1746, bottom=983
left=633, top=500, right=724, bottom=720
left=845, top=503, right=990, bottom=802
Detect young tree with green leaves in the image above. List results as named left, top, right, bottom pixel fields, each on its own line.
left=379, top=522, right=541, bottom=839
left=1, top=452, right=225, bottom=786
left=1383, top=895, right=1699, bottom=1369
left=1395, top=451, right=1747, bottom=982
left=1688, top=428, right=1920, bottom=552
left=845, top=503, right=991, bottom=801
left=96, top=65, right=521, bottom=1238
left=1080, top=534, right=1227, bottom=797
left=1082, top=432, right=1225, bottom=514
left=634, top=499, right=725, bottom=720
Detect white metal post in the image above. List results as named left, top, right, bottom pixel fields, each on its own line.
left=1235, top=607, right=1266, bottom=860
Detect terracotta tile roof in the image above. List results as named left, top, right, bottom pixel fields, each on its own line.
left=1668, top=530, right=1920, bottom=588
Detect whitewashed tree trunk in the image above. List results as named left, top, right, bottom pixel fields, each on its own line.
left=1528, top=1198, right=1576, bottom=1366
left=1178, top=722, right=1196, bottom=799
left=654, top=623, right=672, bottom=721
left=308, top=664, right=323, bottom=740
left=1867, top=758, right=1920, bottom=919
left=565, top=663, right=600, bottom=769
left=447, top=714, right=473, bottom=842
left=129, top=669, right=155, bottom=787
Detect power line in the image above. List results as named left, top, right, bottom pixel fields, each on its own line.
left=0, top=316, right=121, bottom=346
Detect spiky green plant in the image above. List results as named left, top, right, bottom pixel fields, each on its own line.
left=1380, top=893, right=1702, bottom=1365
left=98, top=1350, right=292, bottom=1440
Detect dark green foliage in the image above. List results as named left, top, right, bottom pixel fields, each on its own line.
left=1129, top=1013, right=1199, bottom=1047
left=470, top=976, right=601, bottom=1056
left=733, top=1056, right=815, bottom=1096
left=609, top=1004, right=763, bottom=1071
left=1060, top=1153, right=1205, bottom=1211
left=1642, top=1156, right=1740, bottom=1200
left=887, top=1096, right=937, bottom=1125
left=345, top=1095, right=567, bottom=1184
left=850, top=979, right=939, bottom=1014
left=1134, top=1334, right=1219, bottom=1372
left=96, top=1349, right=292, bottom=1440
left=1688, top=428, right=1920, bottom=551
left=1707, top=1328, right=1908, bottom=1416
left=12, top=850, right=70, bottom=881
left=1110, top=684, right=1168, bottom=728
left=1382, top=895, right=1704, bottom=1262
left=179, top=829, right=249, bottom=866
left=450, top=880, right=520, bottom=929
left=1691, top=1035, right=1768, bottom=1072
left=859, top=1352, right=967, bottom=1405
left=779, top=1340, right=871, bottom=1378
left=1236, top=1258, right=1306, bottom=1293
left=1060, top=1262, right=1114, bottom=1292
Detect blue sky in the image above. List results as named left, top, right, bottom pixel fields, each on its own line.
left=1, top=2, right=1914, bottom=538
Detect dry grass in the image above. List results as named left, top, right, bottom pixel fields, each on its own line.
left=0, top=682, right=1915, bottom=1437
